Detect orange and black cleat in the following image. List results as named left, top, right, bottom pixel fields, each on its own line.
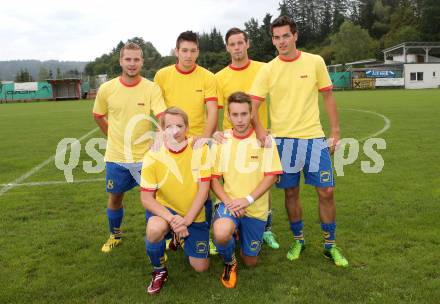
left=221, top=262, right=237, bottom=288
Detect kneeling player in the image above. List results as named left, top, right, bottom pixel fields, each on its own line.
left=140, top=107, right=211, bottom=295
left=211, top=92, right=282, bottom=288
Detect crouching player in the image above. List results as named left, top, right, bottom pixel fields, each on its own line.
left=140, top=107, right=211, bottom=295
left=211, top=92, right=282, bottom=288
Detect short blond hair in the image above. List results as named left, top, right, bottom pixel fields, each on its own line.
left=120, top=42, right=143, bottom=59
left=160, top=107, right=189, bottom=129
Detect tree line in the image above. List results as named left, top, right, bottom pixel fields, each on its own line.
left=85, top=0, right=440, bottom=79
left=14, top=67, right=82, bottom=82
left=0, top=60, right=87, bottom=82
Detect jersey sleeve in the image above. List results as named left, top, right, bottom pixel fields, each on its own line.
left=92, top=84, right=108, bottom=117
left=204, top=72, right=218, bottom=104
left=140, top=153, right=158, bottom=192
left=190, top=144, right=212, bottom=182
left=214, top=74, right=224, bottom=109
left=153, top=68, right=166, bottom=96
left=199, top=145, right=212, bottom=182
left=149, top=82, right=167, bottom=118
left=153, top=68, right=163, bottom=87
left=262, top=137, right=283, bottom=176
left=248, top=64, right=270, bottom=102
left=316, top=55, right=333, bottom=92
left=210, top=143, right=223, bottom=179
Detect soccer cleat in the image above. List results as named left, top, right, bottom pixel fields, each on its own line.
left=221, top=262, right=237, bottom=288
left=324, top=246, right=349, bottom=267
left=209, top=239, right=218, bottom=255
left=263, top=231, right=280, bottom=249
left=286, top=240, right=305, bottom=261
left=146, top=268, right=168, bottom=295
left=101, top=234, right=122, bottom=253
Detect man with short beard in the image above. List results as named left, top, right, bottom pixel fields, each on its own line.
left=93, top=42, right=166, bottom=253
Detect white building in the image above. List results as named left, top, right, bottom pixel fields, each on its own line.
left=382, top=42, right=440, bottom=89
left=404, top=63, right=440, bottom=89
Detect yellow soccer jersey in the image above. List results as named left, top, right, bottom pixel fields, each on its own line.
left=215, top=60, right=268, bottom=130
left=154, top=65, right=218, bottom=136
left=93, top=77, right=166, bottom=163
left=212, top=129, right=282, bottom=221
left=140, top=139, right=212, bottom=223
left=249, top=51, right=333, bottom=139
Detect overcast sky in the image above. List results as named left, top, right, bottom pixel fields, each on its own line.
left=1, top=0, right=279, bottom=62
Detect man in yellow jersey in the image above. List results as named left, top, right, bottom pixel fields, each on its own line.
left=154, top=31, right=218, bottom=252
left=214, top=27, right=279, bottom=249
left=154, top=30, right=218, bottom=139
left=249, top=16, right=348, bottom=267
left=93, top=42, right=166, bottom=253
left=140, top=107, right=211, bottom=295
left=211, top=92, right=282, bottom=288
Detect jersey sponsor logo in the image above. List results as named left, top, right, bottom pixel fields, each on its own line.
left=251, top=155, right=259, bottom=160
left=196, top=241, right=208, bottom=254
left=320, top=170, right=331, bottom=183
left=250, top=240, right=261, bottom=252
left=195, top=89, right=203, bottom=92
left=300, top=75, right=308, bottom=78
left=137, top=102, right=145, bottom=106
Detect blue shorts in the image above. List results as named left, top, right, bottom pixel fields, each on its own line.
left=145, top=208, right=210, bottom=259
left=105, top=162, right=142, bottom=193
left=275, top=138, right=335, bottom=188
left=213, top=203, right=266, bottom=257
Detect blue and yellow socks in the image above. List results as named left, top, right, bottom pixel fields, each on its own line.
left=216, top=238, right=236, bottom=265
left=321, top=222, right=336, bottom=249
left=146, top=239, right=166, bottom=270
left=106, top=208, right=124, bottom=239
left=289, top=220, right=305, bottom=244
left=289, top=220, right=337, bottom=249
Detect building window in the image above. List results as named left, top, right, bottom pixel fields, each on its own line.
left=410, top=72, right=424, bottom=81
left=434, top=71, right=436, bottom=77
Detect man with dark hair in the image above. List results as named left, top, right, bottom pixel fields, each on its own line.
left=211, top=92, right=282, bottom=288
left=155, top=30, right=218, bottom=139
left=93, top=42, right=166, bottom=253
left=214, top=27, right=279, bottom=249
left=249, top=16, right=348, bottom=267
left=176, top=30, right=199, bottom=49
left=269, top=15, right=297, bottom=36
left=154, top=30, right=218, bottom=254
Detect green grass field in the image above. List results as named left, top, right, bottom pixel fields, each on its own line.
left=1, top=89, right=439, bottom=303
